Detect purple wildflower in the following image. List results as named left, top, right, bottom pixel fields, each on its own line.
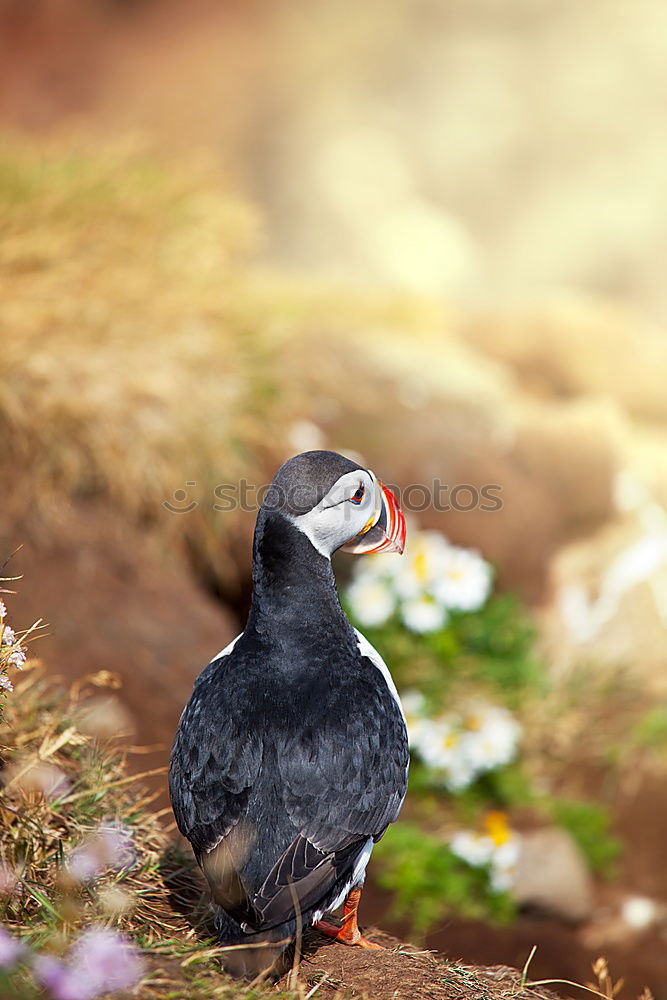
left=71, top=929, right=143, bottom=993
left=67, top=822, right=135, bottom=883
left=66, top=846, right=102, bottom=883
left=0, top=675, right=13, bottom=692
left=0, top=926, right=24, bottom=970
left=0, top=600, right=6, bottom=619
left=34, top=764, right=71, bottom=802
left=8, top=648, right=26, bottom=669
left=1, top=626, right=15, bottom=645
left=99, top=822, right=136, bottom=871
left=33, top=955, right=91, bottom=1000
left=34, top=930, right=143, bottom=1000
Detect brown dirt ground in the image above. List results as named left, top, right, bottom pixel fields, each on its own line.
left=297, top=930, right=560, bottom=1000
left=0, top=502, right=239, bottom=793
left=138, top=930, right=561, bottom=1000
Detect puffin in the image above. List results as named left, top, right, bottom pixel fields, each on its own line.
left=169, top=450, right=409, bottom=977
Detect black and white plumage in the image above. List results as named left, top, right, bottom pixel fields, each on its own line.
left=169, top=450, right=408, bottom=977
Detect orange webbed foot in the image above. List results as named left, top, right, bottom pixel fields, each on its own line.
left=314, top=887, right=382, bottom=950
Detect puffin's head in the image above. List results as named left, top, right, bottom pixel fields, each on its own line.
left=263, top=450, right=406, bottom=559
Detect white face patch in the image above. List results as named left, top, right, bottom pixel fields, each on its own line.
left=288, top=469, right=378, bottom=558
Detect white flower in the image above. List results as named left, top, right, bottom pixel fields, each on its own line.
left=492, top=837, right=521, bottom=871
left=412, top=718, right=457, bottom=768
left=442, top=755, right=479, bottom=791
left=1, top=626, right=16, bottom=646
left=451, top=813, right=521, bottom=893
left=462, top=706, right=521, bottom=772
left=0, top=675, right=13, bottom=693
left=489, top=835, right=521, bottom=892
left=412, top=702, right=520, bottom=789
left=400, top=595, right=447, bottom=634
left=489, top=865, right=514, bottom=892
left=0, top=601, right=6, bottom=619
left=346, top=575, right=396, bottom=627
left=401, top=689, right=425, bottom=717
left=450, top=831, right=494, bottom=867
left=346, top=529, right=494, bottom=631
left=432, top=546, right=493, bottom=612
left=414, top=718, right=477, bottom=789
left=621, top=896, right=658, bottom=930
left=391, top=531, right=451, bottom=599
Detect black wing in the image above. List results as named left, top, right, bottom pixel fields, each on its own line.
left=170, top=644, right=408, bottom=932
left=252, top=655, right=409, bottom=928
left=169, top=646, right=262, bottom=857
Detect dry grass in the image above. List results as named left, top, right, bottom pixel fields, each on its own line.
left=0, top=137, right=278, bottom=594
left=0, top=136, right=442, bottom=602
left=0, top=663, right=299, bottom=998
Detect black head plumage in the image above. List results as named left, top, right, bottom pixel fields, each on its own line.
left=262, top=450, right=364, bottom=516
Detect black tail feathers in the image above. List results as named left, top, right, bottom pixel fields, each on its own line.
left=214, top=906, right=295, bottom=979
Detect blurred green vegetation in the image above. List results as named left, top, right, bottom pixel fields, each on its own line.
left=345, top=594, right=544, bottom=712
left=549, top=800, right=621, bottom=878
left=344, top=565, right=622, bottom=934
left=373, top=824, right=516, bottom=936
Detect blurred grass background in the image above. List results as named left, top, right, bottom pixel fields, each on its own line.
left=2, top=1, right=667, bottom=995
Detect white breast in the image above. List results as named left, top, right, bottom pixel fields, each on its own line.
left=212, top=631, right=243, bottom=662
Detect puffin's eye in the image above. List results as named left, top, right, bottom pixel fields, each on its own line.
left=350, top=484, right=365, bottom=505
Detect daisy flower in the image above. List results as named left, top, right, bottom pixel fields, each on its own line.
left=451, top=812, right=521, bottom=893
left=432, top=545, right=493, bottom=612
left=450, top=830, right=495, bottom=867
left=400, top=594, right=447, bottom=634
left=414, top=717, right=477, bottom=789
left=462, top=705, right=521, bottom=772
left=390, top=531, right=451, bottom=599
left=345, top=574, right=396, bottom=627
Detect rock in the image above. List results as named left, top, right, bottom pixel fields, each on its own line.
left=540, top=491, right=667, bottom=689
left=512, top=828, right=594, bottom=922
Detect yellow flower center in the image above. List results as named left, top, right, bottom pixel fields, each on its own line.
left=413, top=550, right=428, bottom=582
left=484, top=811, right=510, bottom=847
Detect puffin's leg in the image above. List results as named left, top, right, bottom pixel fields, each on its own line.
left=314, top=887, right=382, bottom=950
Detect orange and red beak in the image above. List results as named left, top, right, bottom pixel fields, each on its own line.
left=341, top=473, right=406, bottom=555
